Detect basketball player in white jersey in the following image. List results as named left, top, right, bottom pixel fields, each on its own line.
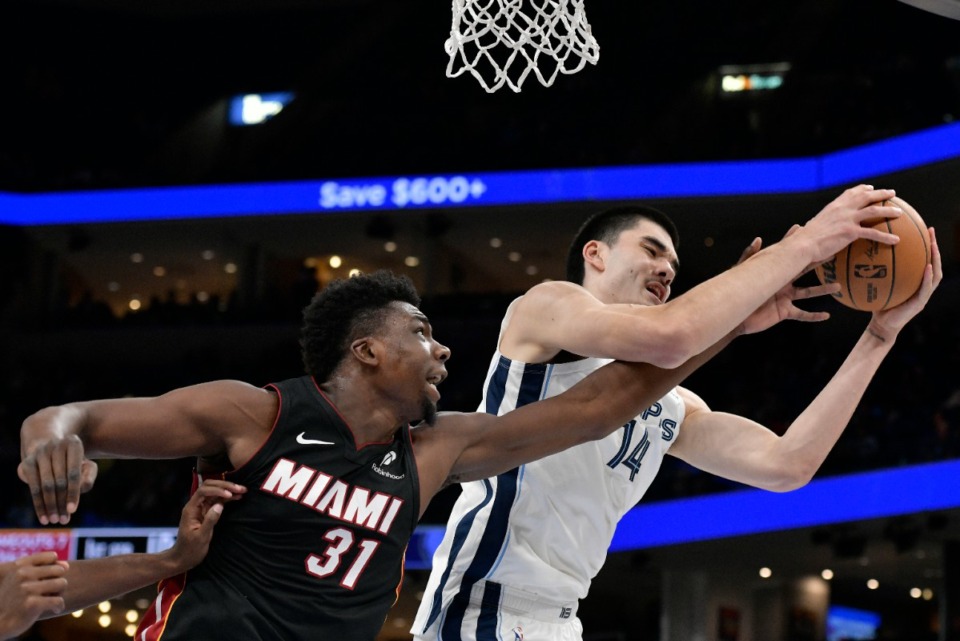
left=413, top=185, right=942, bottom=641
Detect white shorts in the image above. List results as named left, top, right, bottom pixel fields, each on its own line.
left=413, top=581, right=583, bottom=641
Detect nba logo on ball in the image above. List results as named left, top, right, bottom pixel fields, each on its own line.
left=815, top=197, right=930, bottom=312
left=853, top=264, right=888, bottom=279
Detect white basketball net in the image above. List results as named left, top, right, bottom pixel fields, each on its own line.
left=445, top=0, right=600, bottom=93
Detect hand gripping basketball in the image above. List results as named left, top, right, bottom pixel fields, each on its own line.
left=815, top=196, right=931, bottom=311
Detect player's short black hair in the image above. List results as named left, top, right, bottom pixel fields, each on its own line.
left=300, top=270, right=421, bottom=382
left=565, top=205, right=680, bottom=284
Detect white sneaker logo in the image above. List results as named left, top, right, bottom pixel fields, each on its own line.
left=296, top=432, right=335, bottom=446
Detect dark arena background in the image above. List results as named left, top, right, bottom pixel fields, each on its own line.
left=1, top=1, right=960, bottom=639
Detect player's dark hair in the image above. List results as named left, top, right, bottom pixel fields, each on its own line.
left=300, top=270, right=421, bottom=383
left=565, top=205, right=680, bottom=284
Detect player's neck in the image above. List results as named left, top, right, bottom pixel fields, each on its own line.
left=583, top=281, right=616, bottom=305
left=318, top=378, right=405, bottom=446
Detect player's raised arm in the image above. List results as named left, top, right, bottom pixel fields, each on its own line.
left=503, top=185, right=900, bottom=368
left=670, top=227, right=942, bottom=492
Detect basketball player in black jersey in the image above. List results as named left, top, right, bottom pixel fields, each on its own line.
left=17, top=269, right=781, bottom=639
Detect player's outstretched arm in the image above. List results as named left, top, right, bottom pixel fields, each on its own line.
left=19, top=380, right=274, bottom=525
left=413, top=328, right=737, bottom=498
left=504, top=186, right=900, bottom=368
left=670, top=228, right=942, bottom=491
left=39, top=480, right=245, bottom=620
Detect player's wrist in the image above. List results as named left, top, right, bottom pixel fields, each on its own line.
left=777, top=229, right=817, bottom=267
left=157, top=545, right=191, bottom=575
left=865, top=318, right=899, bottom=344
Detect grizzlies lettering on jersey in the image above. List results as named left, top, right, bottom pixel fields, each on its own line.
left=413, top=349, right=684, bottom=640
left=137, top=376, right=419, bottom=641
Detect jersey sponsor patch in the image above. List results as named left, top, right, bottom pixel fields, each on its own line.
left=372, top=450, right=405, bottom=480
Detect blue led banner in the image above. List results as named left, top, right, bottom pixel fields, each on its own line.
left=1, top=122, right=958, bottom=226
left=405, top=460, right=960, bottom=563
left=407, top=460, right=960, bottom=563
left=609, top=459, right=960, bottom=551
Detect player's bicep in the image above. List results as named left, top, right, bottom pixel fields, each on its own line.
left=504, top=284, right=674, bottom=363
left=422, top=414, right=498, bottom=485
left=501, top=284, right=616, bottom=359
left=84, top=381, right=272, bottom=459
left=447, top=400, right=593, bottom=483
left=411, top=414, right=493, bottom=501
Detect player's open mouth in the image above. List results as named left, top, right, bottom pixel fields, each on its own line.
left=426, top=372, right=445, bottom=399
left=645, top=282, right=666, bottom=304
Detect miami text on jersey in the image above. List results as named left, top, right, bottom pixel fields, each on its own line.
left=261, top=458, right=405, bottom=535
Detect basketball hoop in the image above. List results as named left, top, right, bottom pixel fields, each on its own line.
left=445, top=0, right=600, bottom=93
left=896, top=0, right=960, bottom=20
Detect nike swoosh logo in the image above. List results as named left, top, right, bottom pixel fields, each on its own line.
left=296, top=432, right=336, bottom=446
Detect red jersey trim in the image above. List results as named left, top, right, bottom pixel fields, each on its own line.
left=134, top=572, right=187, bottom=641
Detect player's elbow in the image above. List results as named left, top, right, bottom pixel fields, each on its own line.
left=22, top=406, right=60, bottom=436
left=765, top=464, right=816, bottom=493
left=641, top=325, right=701, bottom=369
left=647, top=348, right=693, bottom=370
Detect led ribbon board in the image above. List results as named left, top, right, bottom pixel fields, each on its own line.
left=608, top=459, right=960, bottom=551
left=407, top=459, right=960, bottom=562
left=2, top=122, right=959, bottom=225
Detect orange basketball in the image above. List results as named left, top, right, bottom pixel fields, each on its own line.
left=814, top=196, right=930, bottom=311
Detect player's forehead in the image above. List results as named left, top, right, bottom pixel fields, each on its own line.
left=619, top=219, right=678, bottom=254
left=389, top=301, right=430, bottom=326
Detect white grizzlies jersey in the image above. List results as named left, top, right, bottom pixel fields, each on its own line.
left=413, top=343, right=685, bottom=639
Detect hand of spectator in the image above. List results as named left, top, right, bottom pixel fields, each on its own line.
left=0, top=552, right=68, bottom=640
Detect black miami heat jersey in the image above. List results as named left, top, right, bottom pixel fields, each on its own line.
left=137, top=376, right=420, bottom=641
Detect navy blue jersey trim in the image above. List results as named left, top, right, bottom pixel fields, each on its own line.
left=476, top=581, right=503, bottom=640
left=439, top=357, right=547, bottom=640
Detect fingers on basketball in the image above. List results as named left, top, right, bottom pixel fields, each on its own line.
left=814, top=197, right=931, bottom=312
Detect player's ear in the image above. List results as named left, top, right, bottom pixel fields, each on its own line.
left=583, top=240, right=606, bottom=274
left=350, top=336, right=381, bottom=366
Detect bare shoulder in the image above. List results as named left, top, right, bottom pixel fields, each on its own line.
left=508, top=281, right=603, bottom=326
left=189, top=379, right=273, bottom=398
left=183, top=380, right=280, bottom=467
left=501, top=282, right=597, bottom=361
left=164, top=379, right=279, bottom=428
left=516, top=280, right=591, bottom=308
